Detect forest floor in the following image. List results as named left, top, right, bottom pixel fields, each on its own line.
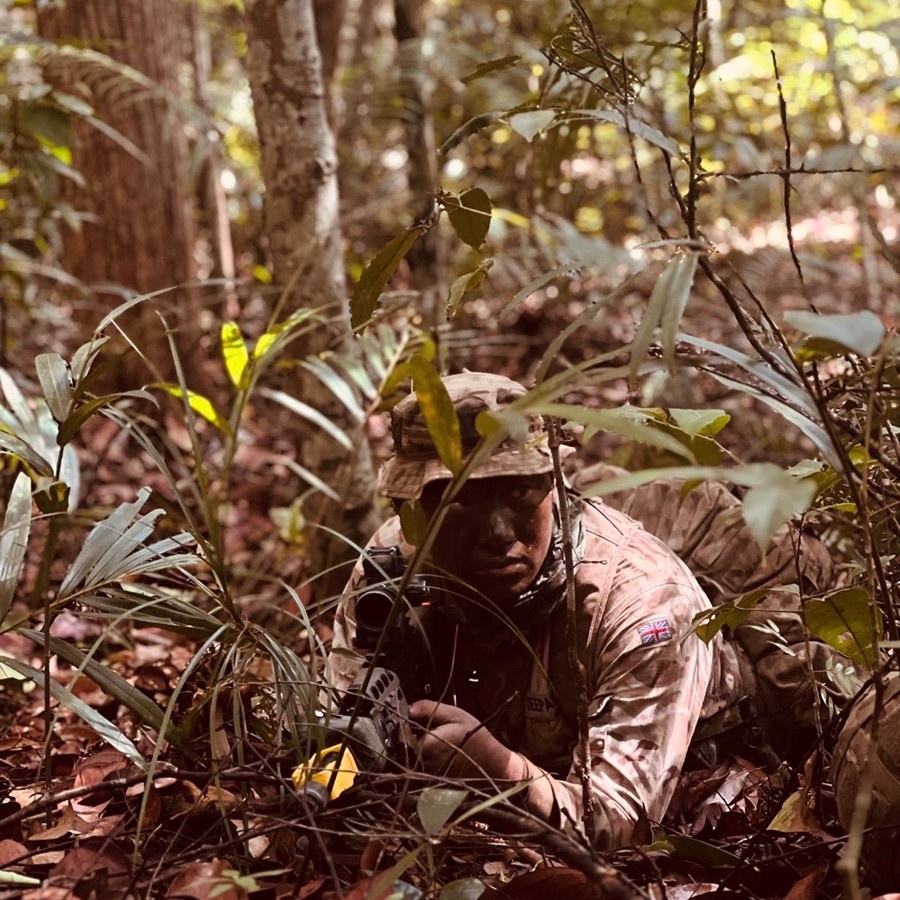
left=1, top=219, right=898, bottom=900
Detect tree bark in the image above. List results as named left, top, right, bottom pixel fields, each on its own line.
left=244, top=0, right=380, bottom=602
left=36, top=0, right=202, bottom=391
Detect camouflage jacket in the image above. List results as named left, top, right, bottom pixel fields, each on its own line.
left=328, top=497, right=743, bottom=849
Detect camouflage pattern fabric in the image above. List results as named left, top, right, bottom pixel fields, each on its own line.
left=570, top=462, right=859, bottom=757
left=328, top=498, right=743, bottom=849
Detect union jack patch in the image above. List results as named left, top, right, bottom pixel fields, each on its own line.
left=638, top=619, right=672, bottom=645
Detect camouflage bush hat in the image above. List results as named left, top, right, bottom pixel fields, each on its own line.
left=378, top=372, right=554, bottom=500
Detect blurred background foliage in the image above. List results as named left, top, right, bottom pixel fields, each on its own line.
left=1, top=0, right=896, bottom=366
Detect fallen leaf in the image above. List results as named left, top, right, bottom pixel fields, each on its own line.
left=165, top=859, right=248, bottom=899
left=0, top=838, right=29, bottom=866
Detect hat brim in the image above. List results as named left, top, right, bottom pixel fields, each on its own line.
left=378, top=446, right=557, bottom=500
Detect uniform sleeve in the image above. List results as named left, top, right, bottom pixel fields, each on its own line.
left=527, top=526, right=715, bottom=848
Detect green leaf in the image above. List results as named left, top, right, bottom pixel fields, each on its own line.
left=20, top=103, right=73, bottom=148
left=741, top=472, right=816, bottom=550
left=408, top=357, right=462, bottom=475
left=535, top=403, right=697, bottom=461
left=630, top=253, right=697, bottom=388
left=351, top=227, right=424, bottom=329
left=22, top=629, right=188, bottom=751
left=301, top=357, right=366, bottom=423
left=417, top=786, right=468, bottom=834
left=508, top=109, right=556, bottom=142
left=35, top=352, right=72, bottom=422
left=260, top=388, right=354, bottom=450
left=445, top=189, right=492, bottom=250
left=0, top=432, right=54, bottom=476
left=784, top=310, right=885, bottom=357
left=0, top=472, right=32, bottom=624
left=668, top=408, right=731, bottom=439
left=2, top=657, right=147, bottom=769
left=221, top=321, right=249, bottom=389
left=566, top=108, right=682, bottom=156
left=58, top=390, right=156, bottom=446
left=70, top=336, right=109, bottom=383
left=805, top=588, right=879, bottom=670
left=154, top=384, right=232, bottom=435
left=398, top=500, right=428, bottom=548
left=33, top=480, right=69, bottom=515
left=446, top=258, right=493, bottom=319
left=461, top=54, right=520, bottom=83
left=692, top=590, right=770, bottom=642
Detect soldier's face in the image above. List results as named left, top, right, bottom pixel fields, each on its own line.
left=419, top=473, right=555, bottom=603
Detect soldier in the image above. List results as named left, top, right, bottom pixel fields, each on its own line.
left=326, top=372, right=844, bottom=847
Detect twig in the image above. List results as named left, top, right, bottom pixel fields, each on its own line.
left=545, top=417, right=595, bottom=844
left=771, top=51, right=805, bottom=288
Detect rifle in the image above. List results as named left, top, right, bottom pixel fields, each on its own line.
left=293, top=547, right=450, bottom=805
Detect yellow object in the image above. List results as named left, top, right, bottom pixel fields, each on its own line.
left=291, top=743, right=360, bottom=800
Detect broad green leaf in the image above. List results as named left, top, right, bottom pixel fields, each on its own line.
left=805, top=588, right=879, bottom=670
left=0, top=472, right=32, bottom=623
left=301, top=357, right=366, bottom=423
left=446, top=258, right=494, bottom=319
left=155, top=384, right=231, bottom=435
left=34, top=480, right=70, bottom=515
left=69, top=336, right=109, bottom=383
left=408, top=357, right=462, bottom=475
left=59, top=488, right=154, bottom=598
left=35, top=352, right=72, bottom=422
left=260, top=388, right=354, bottom=450
left=3, top=657, right=147, bottom=769
left=668, top=409, right=731, bottom=438
left=445, top=188, right=492, bottom=250
left=533, top=403, right=696, bottom=461
left=20, top=103, right=73, bottom=148
left=58, top=390, right=156, bottom=446
left=784, top=310, right=885, bottom=357
left=0, top=368, right=38, bottom=430
left=277, top=455, right=342, bottom=502
left=83, top=587, right=223, bottom=640
left=702, top=368, right=842, bottom=471
left=0, top=432, right=54, bottom=476
left=221, top=321, right=249, bottom=389
left=351, top=226, right=424, bottom=329
left=22, top=628, right=187, bottom=750
left=461, top=54, right=520, bottom=83
left=399, top=500, right=428, bottom=548
left=692, top=590, right=770, bottom=642
left=630, top=253, right=697, bottom=387
left=742, top=473, right=816, bottom=550
left=566, top=108, right=682, bottom=156
left=508, top=109, right=556, bottom=142
left=417, top=786, right=468, bottom=834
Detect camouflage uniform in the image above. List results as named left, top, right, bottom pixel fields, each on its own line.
left=327, top=374, right=746, bottom=848
left=329, top=502, right=743, bottom=848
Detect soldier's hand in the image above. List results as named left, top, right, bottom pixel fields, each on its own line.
left=409, top=700, right=526, bottom=781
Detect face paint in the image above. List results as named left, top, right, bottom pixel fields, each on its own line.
left=419, top=473, right=555, bottom=604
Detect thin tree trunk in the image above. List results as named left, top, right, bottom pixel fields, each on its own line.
left=394, top=0, right=442, bottom=329
left=244, top=0, right=379, bottom=603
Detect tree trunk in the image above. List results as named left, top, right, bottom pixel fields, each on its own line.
left=394, top=0, right=442, bottom=328
left=36, top=0, right=203, bottom=392
left=244, top=0, right=379, bottom=603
